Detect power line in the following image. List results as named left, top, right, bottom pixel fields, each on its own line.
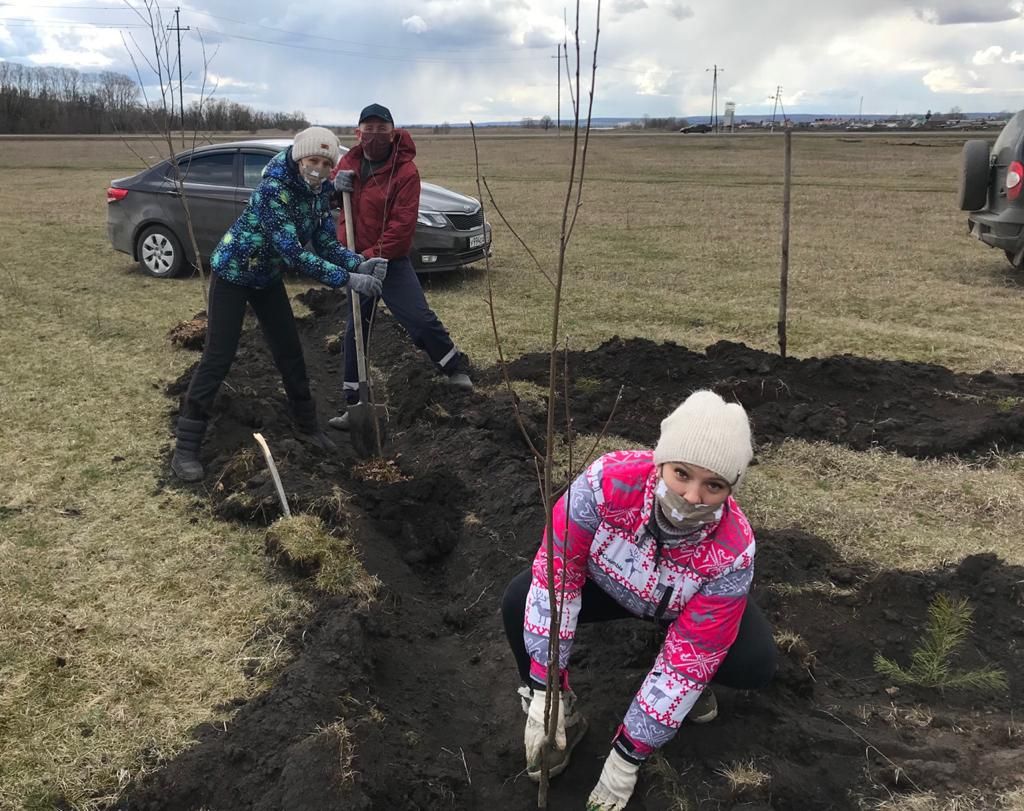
left=200, top=28, right=542, bottom=65
left=0, top=16, right=146, bottom=27
left=2, top=3, right=552, bottom=56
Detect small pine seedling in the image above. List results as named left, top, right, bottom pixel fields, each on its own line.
left=874, top=593, right=1008, bottom=692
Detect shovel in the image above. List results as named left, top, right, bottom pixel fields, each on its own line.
left=342, top=189, right=388, bottom=458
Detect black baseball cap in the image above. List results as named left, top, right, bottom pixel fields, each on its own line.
left=358, top=103, right=394, bottom=124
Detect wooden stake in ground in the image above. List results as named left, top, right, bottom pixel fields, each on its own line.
left=778, top=127, right=792, bottom=358
left=252, top=432, right=291, bottom=518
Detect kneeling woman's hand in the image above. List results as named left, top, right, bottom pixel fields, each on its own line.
left=524, top=689, right=566, bottom=771
left=586, top=749, right=640, bottom=810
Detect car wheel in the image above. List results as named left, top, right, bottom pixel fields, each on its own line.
left=1005, top=249, right=1024, bottom=268
left=957, top=140, right=990, bottom=212
left=137, top=225, right=185, bottom=278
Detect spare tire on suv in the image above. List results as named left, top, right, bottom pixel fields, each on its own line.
left=958, top=139, right=990, bottom=211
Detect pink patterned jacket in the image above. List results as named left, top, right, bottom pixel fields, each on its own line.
left=524, top=450, right=755, bottom=756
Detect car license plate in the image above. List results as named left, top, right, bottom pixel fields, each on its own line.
left=469, top=233, right=486, bottom=249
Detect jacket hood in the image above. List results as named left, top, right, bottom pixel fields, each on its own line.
left=339, top=128, right=416, bottom=169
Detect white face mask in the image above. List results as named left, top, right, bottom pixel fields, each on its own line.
left=654, top=478, right=723, bottom=533
left=300, top=165, right=325, bottom=190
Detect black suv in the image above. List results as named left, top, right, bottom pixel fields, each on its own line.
left=960, top=112, right=1024, bottom=267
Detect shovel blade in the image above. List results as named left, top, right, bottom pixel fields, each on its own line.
left=347, top=402, right=389, bottom=458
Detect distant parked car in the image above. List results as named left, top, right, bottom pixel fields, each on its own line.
left=107, top=138, right=492, bottom=278
left=679, top=124, right=713, bottom=134
left=960, top=111, right=1024, bottom=267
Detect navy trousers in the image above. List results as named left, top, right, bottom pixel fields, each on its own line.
left=342, top=255, right=459, bottom=404
left=183, top=273, right=311, bottom=420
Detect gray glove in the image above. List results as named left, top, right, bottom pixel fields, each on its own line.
left=357, top=257, right=388, bottom=283
left=333, top=170, right=356, bottom=193
left=347, top=271, right=382, bottom=298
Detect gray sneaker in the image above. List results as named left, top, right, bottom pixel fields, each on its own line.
left=447, top=372, right=473, bottom=390
left=328, top=412, right=350, bottom=431
left=687, top=688, right=718, bottom=724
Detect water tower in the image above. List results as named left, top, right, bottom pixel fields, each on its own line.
left=724, top=101, right=736, bottom=132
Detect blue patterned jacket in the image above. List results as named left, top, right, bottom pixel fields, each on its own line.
left=210, top=148, right=362, bottom=289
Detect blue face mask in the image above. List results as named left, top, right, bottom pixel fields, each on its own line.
left=654, top=478, right=723, bottom=533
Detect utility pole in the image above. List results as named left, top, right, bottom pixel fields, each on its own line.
left=706, top=64, right=723, bottom=132
left=859, top=95, right=863, bottom=121
left=554, top=43, right=561, bottom=134
left=770, top=85, right=781, bottom=133
left=168, top=7, right=189, bottom=147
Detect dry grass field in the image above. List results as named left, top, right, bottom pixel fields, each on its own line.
left=1, top=130, right=1023, bottom=809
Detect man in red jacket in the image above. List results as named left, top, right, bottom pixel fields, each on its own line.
left=329, top=103, right=472, bottom=430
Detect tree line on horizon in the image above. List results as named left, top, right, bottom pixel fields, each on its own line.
left=0, top=61, right=310, bottom=135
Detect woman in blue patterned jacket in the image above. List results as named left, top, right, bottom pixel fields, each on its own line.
left=171, top=126, right=388, bottom=482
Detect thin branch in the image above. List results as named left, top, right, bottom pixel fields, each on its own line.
left=566, top=0, right=601, bottom=244
left=470, top=121, right=545, bottom=464
left=561, top=39, right=577, bottom=115
left=481, top=176, right=554, bottom=287
left=540, top=3, right=585, bottom=802
left=816, top=708, right=924, bottom=793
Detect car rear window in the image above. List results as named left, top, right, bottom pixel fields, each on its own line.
left=243, top=153, right=273, bottom=188
left=173, top=152, right=236, bottom=186
left=994, top=112, right=1024, bottom=156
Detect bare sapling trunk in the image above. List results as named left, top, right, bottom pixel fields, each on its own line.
left=472, top=2, right=602, bottom=808
left=122, top=0, right=219, bottom=306
left=778, top=127, right=792, bottom=357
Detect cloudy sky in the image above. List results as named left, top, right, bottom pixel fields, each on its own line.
left=2, top=0, right=1024, bottom=124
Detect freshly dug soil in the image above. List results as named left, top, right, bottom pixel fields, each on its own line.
left=110, top=289, right=1023, bottom=810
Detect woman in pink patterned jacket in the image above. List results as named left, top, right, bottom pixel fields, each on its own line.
left=501, top=390, right=777, bottom=810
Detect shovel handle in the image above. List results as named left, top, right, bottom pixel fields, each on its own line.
left=342, top=190, right=370, bottom=392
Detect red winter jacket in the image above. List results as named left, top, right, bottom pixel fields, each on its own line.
left=332, top=128, right=420, bottom=260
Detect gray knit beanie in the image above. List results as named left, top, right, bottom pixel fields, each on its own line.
left=653, top=390, right=753, bottom=487
left=292, top=126, right=340, bottom=163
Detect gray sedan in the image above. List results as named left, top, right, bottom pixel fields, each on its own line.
left=107, top=137, right=492, bottom=278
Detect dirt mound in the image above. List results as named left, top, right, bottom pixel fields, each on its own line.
left=502, top=337, right=1024, bottom=458
left=109, top=291, right=1023, bottom=810
left=167, top=312, right=207, bottom=350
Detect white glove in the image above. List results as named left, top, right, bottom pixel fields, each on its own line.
left=524, top=688, right=566, bottom=772
left=586, top=749, right=640, bottom=811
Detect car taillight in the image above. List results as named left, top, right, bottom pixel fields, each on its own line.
left=1008, top=161, right=1023, bottom=201
left=107, top=187, right=129, bottom=203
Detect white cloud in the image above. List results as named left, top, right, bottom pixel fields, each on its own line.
left=402, top=15, right=429, bottom=34
left=5, top=0, right=1024, bottom=123
left=973, top=45, right=1004, bottom=65
left=614, top=0, right=649, bottom=13
left=632, top=64, right=676, bottom=95
left=923, top=65, right=991, bottom=94
left=206, top=73, right=267, bottom=91
left=664, top=1, right=695, bottom=20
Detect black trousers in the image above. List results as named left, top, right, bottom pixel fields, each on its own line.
left=342, top=255, right=457, bottom=404
left=501, top=567, right=777, bottom=690
left=183, top=274, right=312, bottom=420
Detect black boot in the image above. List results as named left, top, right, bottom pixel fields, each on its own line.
left=171, top=416, right=207, bottom=481
left=289, top=398, right=337, bottom=452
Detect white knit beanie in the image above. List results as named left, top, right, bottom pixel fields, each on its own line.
left=653, top=390, right=753, bottom=487
left=292, top=126, right=340, bottom=163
